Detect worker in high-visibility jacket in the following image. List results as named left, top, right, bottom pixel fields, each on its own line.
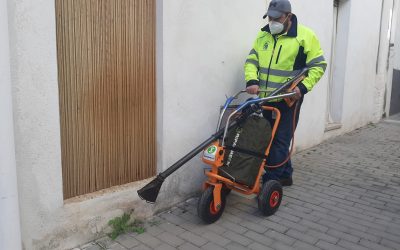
left=245, top=0, right=327, bottom=186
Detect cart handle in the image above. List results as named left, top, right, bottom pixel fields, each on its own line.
left=221, top=91, right=296, bottom=147
left=216, top=89, right=272, bottom=131
left=217, top=67, right=309, bottom=133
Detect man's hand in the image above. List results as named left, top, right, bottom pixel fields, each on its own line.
left=246, top=85, right=259, bottom=95
left=288, top=86, right=302, bottom=102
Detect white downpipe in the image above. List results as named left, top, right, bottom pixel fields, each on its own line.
left=0, top=1, right=22, bottom=249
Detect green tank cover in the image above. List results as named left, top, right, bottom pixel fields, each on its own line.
left=219, top=115, right=272, bottom=187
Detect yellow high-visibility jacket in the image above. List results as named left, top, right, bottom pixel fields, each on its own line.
left=245, top=15, right=327, bottom=97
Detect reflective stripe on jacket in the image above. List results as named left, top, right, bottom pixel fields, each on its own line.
left=245, top=14, right=327, bottom=98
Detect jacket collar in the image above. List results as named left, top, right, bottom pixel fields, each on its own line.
left=261, top=14, right=298, bottom=37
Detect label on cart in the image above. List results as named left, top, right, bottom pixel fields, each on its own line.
left=203, top=145, right=217, bottom=161
left=226, top=127, right=243, bottom=167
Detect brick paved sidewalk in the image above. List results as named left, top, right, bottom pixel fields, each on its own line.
left=76, top=121, right=400, bottom=250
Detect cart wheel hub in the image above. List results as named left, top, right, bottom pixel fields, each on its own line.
left=210, top=201, right=221, bottom=215
left=269, top=191, right=280, bottom=207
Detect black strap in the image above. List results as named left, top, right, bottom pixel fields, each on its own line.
left=224, top=146, right=267, bottom=159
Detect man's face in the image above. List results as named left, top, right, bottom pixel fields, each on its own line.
left=268, top=13, right=292, bottom=32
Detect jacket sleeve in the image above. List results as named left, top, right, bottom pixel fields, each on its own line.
left=300, top=31, right=327, bottom=94
left=244, top=38, right=260, bottom=87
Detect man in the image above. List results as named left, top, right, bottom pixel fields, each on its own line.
left=245, top=0, right=327, bottom=186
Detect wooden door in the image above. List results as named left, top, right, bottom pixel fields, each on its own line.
left=55, top=0, right=156, bottom=199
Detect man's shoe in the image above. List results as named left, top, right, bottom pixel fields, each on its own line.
left=279, top=177, right=293, bottom=187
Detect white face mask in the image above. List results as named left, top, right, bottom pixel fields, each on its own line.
left=269, top=21, right=284, bottom=35
left=269, top=15, right=289, bottom=35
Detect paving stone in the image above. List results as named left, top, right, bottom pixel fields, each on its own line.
left=240, top=220, right=268, bottom=234
left=115, top=235, right=140, bottom=248
left=275, top=210, right=301, bottom=223
left=106, top=243, right=126, bottom=250
left=315, top=240, right=347, bottom=250
left=248, top=242, right=274, bottom=250
left=224, top=242, right=249, bottom=250
left=336, top=219, right=368, bottom=232
left=347, top=229, right=381, bottom=243
left=217, top=211, right=243, bottom=223
left=218, top=220, right=247, bottom=234
left=222, top=230, right=252, bottom=246
left=244, top=230, right=274, bottom=246
left=156, top=232, right=185, bottom=247
left=179, top=222, right=206, bottom=235
left=286, top=203, right=312, bottom=213
left=153, top=243, right=176, bottom=250
left=130, top=244, right=151, bottom=250
left=366, top=228, right=400, bottom=244
left=72, top=123, right=400, bottom=250
left=380, top=238, right=400, bottom=250
left=200, top=242, right=226, bottom=250
left=292, top=240, right=321, bottom=250
left=178, top=242, right=202, bottom=250
left=202, top=223, right=226, bottom=235
left=278, top=217, right=310, bottom=232
left=160, top=212, right=188, bottom=225
left=359, top=239, right=394, bottom=250
left=305, top=229, right=339, bottom=244
left=135, top=233, right=162, bottom=248
left=270, top=241, right=296, bottom=250
left=201, top=231, right=230, bottom=246
left=179, top=231, right=208, bottom=247
left=145, top=225, right=165, bottom=236
left=337, top=239, right=370, bottom=250
left=258, top=219, right=289, bottom=233
left=326, top=229, right=360, bottom=243
left=158, top=222, right=186, bottom=235
left=317, top=219, right=349, bottom=232
left=286, top=228, right=319, bottom=244
left=264, top=229, right=296, bottom=246
left=280, top=206, right=320, bottom=222
left=95, top=237, right=114, bottom=249
left=299, top=219, right=329, bottom=233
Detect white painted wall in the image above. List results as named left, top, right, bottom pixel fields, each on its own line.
left=290, top=0, right=385, bottom=145
left=394, top=0, right=400, bottom=70
left=7, top=0, right=390, bottom=248
left=375, top=0, right=395, bottom=120
left=0, top=1, right=22, bottom=249
left=157, top=0, right=267, bottom=205
left=339, top=0, right=383, bottom=127
left=7, top=0, right=154, bottom=249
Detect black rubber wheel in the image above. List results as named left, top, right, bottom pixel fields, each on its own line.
left=197, top=186, right=226, bottom=224
left=258, top=180, right=283, bottom=216
left=222, top=185, right=232, bottom=196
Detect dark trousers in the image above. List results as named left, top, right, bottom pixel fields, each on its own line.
left=262, top=98, right=303, bottom=181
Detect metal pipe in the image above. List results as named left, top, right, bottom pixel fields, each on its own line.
left=216, top=97, right=235, bottom=132
left=161, top=120, right=238, bottom=178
